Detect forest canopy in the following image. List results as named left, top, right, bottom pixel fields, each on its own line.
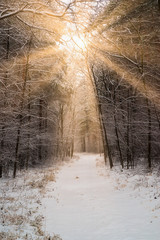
left=0, top=0, right=160, bottom=178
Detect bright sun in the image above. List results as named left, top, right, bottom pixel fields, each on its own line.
left=72, top=35, right=87, bottom=51
left=60, top=33, right=87, bottom=52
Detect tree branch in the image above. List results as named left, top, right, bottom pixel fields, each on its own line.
left=0, top=3, right=72, bottom=20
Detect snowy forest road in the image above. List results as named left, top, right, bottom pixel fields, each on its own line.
left=42, top=153, right=160, bottom=240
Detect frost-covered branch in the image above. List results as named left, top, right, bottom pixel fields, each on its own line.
left=0, top=3, right=72, bottom=21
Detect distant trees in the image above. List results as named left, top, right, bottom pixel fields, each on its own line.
left=66, top=59, right=103, bottom=155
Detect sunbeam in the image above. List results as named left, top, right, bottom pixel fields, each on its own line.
left=91, top=50, right=160, bottom=107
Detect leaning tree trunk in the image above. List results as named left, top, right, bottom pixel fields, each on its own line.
left=139, top=32, right=152, bottom=168
left=141, top=61, right=152, bottom=168
left=90, top=64, right=113, bottom=168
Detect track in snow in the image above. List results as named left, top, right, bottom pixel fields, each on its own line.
left=42, top=153, right=160, bottom=240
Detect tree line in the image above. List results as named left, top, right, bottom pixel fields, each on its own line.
left=0, top=0, right=160, bottom=178
left=0, top=0, right=74, bottom=178
left=88, top=0, right=160, bottom=169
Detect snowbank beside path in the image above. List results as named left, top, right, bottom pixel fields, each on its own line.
left=106, top=164, right=160, bottom=214
left=42, top=153, right=160, bottom=240
left=0, top=167, right=61, bottom=240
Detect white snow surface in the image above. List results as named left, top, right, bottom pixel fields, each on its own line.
left=42, top=153, right=160, bottom=240
left=0, top=153, right=160, bottom=239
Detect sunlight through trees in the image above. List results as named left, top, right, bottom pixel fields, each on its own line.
left=0, top=0, right=160, bottom=177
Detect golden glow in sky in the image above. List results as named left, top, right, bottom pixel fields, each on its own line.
left=60, top=33, right=87, bottom=52
left=72, top=35, right=87, bottom=51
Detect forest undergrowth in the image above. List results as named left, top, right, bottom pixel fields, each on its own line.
left=0, top=162, right=64, bottom=240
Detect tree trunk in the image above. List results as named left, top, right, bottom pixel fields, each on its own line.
left=126, top=88, right=131, bottom=169
left=59, top=104, right=64, bottom=159
left=90, top=65, right=113, bottom=168
left=26, top=85, right=31, bottom=170
left=71, top=139, right=74, bottom=158
left=113, top=86, right=123, bottom=168
left=0, top=29, right=10, bottom=178
left=147, top=100, right=152, bottom=168
left=142, top=79, right=152, bottom=168
left=13, top=38, right=32, bottom=178
left=38, top=99, right=43, bottom=162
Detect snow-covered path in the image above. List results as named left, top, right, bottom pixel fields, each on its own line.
left=42, top=153, right=160, bottom=240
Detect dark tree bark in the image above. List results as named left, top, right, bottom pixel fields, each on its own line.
left=38, top=98, right=43, bottom=162
left=113, top=85, right=124, bottom=168
left=91, top=66, right=113, bottom=168
left=26, top=84, right=31, bottom=170
left=13, top=38, right=32, bottom=178
left=126, top=88, right=132, bottom=169
left=147, top=100, right=152, bottom=168
left=0, top=29, right=10, bottom=178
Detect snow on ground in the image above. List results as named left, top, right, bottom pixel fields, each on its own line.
left=0, top=153, right=160, bottom=239
left=105, top=163, right=160, bottom=215
left=0, top=167, right=61, bottom=240
left=42, top=153, right=160, bottom=240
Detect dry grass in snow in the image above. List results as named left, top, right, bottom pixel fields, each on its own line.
left=0, top=166, right=62, bottom=240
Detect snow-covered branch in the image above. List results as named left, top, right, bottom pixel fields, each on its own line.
left=0, top=3, right=72, bottom=21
